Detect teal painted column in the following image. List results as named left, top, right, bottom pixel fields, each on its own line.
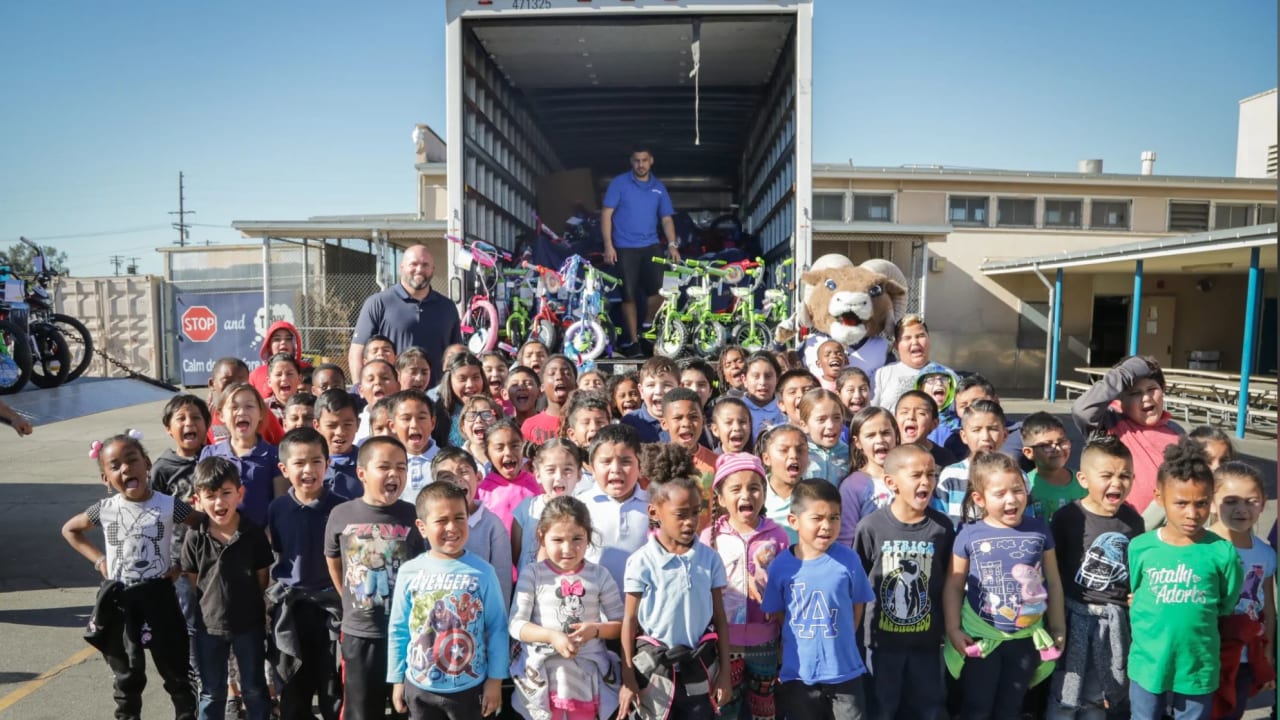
left=1049, top=268, right=1063, bottom=402
left=1235, top=247, right=1261, bottom=438
left=1128, top=260, right=1144, bottom=356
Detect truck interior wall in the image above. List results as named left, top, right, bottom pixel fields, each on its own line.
left=462, top=24, right=560, bottom=250
left=741, top=29, right=797, bottom=260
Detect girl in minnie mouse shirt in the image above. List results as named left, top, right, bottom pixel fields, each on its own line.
left=509, top=496, right=623, bottom=720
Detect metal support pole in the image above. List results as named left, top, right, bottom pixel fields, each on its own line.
left=1031, top=265, right=1054, bottom=400
left=1128, top=260, right=1143, bottom=356
left=262, top=237, right=272, bottom=326
left=1235, top=247, right=1261, bottom=438
left=301, top=238, right=310, bottom=352
left=1050, top=268, right=1063, bottom=402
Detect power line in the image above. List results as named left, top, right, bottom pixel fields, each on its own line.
left=21, top=225, right=170, bottom=241
left=108, top=255, right=124, bottom=276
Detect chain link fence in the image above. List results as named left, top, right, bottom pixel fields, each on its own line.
left=162, top=240, right=381, bottom=384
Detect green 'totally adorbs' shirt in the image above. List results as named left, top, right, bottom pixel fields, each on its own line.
left=1127, top=528, right=1243, bottom=695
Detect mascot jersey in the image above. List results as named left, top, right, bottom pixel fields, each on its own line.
left=802, top=334, right=892, bottom=390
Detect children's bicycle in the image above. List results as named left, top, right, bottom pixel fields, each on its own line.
left=448, top=234, right=513, bottom=354
left=645, top=259, right=698, bottom=358
left=521, top=261, right=566, bottom=351
left=562, top=259, right=621, bottom=363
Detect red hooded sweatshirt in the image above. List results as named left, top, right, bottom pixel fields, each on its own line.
left=249, top=320, right=311, bottom=400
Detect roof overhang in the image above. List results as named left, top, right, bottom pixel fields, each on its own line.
left=980, top=224, right=1278, bottom=276
left=231, top=217, right=448, bottom=250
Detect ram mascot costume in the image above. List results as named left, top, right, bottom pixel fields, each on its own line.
left=776, top=255, right=909, bottom=380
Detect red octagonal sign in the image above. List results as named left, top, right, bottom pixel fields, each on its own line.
left=181, top=305, right=218, bottom=343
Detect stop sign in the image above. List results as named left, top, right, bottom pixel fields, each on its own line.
left=181, top=306, right=218, bottom=343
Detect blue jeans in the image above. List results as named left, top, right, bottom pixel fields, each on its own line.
left=1128, top=683, right=1212, bottom=720
left=195, top=629, right=269, bottom=720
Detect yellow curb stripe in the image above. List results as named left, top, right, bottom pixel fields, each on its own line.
left=0, top=646, right=98, bottom=714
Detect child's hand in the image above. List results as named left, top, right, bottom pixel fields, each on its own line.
left=94, top=556, right=108, bottom=579
left=480, top=678, right=502, bottom=716
left=1126, top=593, right=1134, bottom=608
left=947, top=629, right=976, bottom=655
left=567, top=622, right=596, bottom=646
left=713, top=667, right=732, bottom=709
left=550, top=631, right=577, bottom=659
left=746, top=580, right=763, bottom=605
left=392, top=683, right=407, bottom=714
left=1050, top=625, right=1066, bottom=650
left=618, top=670, right=641, bottom=718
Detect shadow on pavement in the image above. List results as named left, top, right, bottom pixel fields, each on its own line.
left=0, top=483, right=113, bottom=593
left=0, top=606, right=92, bottom=629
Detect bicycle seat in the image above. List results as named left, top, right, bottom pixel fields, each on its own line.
left=686, top=286, right=709, bottom=299
left=731, top=287, right=753, bottom=298
left=764, top=289, right=787, bottom=300
left=659, top=288, right=682, bottom=299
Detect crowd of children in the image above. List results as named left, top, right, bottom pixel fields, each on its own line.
left=61, top=318, right=1276, bottom=720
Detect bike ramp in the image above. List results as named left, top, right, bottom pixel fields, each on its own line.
left=3, top=378, right=176, bottom=427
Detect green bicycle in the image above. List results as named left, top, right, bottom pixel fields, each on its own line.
left=646, top=258, right=732, bottom=357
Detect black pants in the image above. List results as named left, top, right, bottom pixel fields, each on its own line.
left=957, top=636, right=1036, bottom=720
left=777, top=676, right=867, bottom=720
left=668, top=677, right=715, bottom=720
left=404, top=683, right=483, bottom=720
left=871, top=648, right=944, bottom=720
left=100, top=584, right=196, bottom=720
left=277, top=602, right=342, bottom=720
left=341, top=633, right=402, bottom=720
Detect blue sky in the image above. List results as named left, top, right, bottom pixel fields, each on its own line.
left=0, top=0, right=1274, bottom=277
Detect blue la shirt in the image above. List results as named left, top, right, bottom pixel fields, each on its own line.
left=762, top=543, right=874, bottom=684
left=603, top=172, right=675, bottom=249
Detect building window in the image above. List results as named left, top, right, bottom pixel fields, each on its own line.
left=997, top=198, right=1036, bottom=227
left=1169, top=201, right=1210, bottom=232
left=1214, top=204, right=1253, bottom=230
left=813, top=193, right=845, bottom=222
left=1090, top=200, right=1131, bottom=230
left=1017, top=301, right=1049, bottom=350
left=1258, top=204, right=1277, bottom=224
left=1044, top=199, right=1083, bottom=228
left=853, top=194, right=893, bottom=222
left=949, top=196, right=988, bottom=226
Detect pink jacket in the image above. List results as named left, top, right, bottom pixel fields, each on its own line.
left=699, top=515, right=789, bottom=646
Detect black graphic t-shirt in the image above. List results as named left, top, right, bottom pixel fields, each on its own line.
left=1051, top=500, right=1145, bottom=606
left=323, top=499, right=426, bottom=638
left=853, top=506, right=954, bottom=649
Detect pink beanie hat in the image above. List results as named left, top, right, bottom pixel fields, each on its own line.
left=713, top=452, right=767, bottom=491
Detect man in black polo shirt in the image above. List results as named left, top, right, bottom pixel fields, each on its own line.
left=347, top=245, right=461, bottom=389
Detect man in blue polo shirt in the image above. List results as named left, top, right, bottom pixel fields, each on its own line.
left=348, top=245, right=460, bottom=389
left=602, top=146, right=680, bottom=358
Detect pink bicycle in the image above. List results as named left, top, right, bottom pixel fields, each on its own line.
left=448, top=235, right=513, bottom=354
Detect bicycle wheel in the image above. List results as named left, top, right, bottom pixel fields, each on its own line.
left=505, top=313, right=530, bottom=349
left=532, top=319, right=560, bottom=353
left=564, top=319, right=609, bottom=361
left=722, top=265, right=745, bottom=285
left=0, top=320, right=33, bottom=395
left=50, top=313, right=93, bottom=381
left=732, top=320, right=769, bottom=353
left=654, top=318, right=687, bottom=358
left=691, top=321, right=726, bottom=357
left=28, top=322, right=71, bottom=389
left=465, top=301, right=499, bottom=354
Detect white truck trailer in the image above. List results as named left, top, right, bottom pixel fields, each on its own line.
left=443, top=0, right=814, bottom=288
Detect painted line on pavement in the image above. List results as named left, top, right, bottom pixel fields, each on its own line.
left=0, top=646, right=97, bottom=714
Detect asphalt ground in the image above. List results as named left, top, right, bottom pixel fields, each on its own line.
left=0, top=389, right=1274, bottom=718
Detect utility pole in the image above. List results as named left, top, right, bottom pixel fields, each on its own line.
left=169, top=171, right=195, bottom=247
left=126, top=257, right=140, bottom=275
left=109, top=255, right=124, bottom=276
